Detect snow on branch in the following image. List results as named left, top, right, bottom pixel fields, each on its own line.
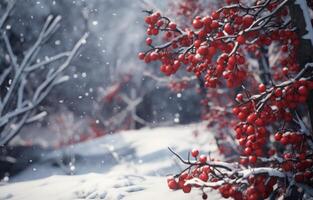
left=0, top=6, right=88, bottom=146
left=0, top=0, right=15, bottom=29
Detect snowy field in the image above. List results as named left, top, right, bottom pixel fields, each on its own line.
left=0, top=124, right=220, bottom=200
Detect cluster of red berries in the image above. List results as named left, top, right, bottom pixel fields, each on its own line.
left=139, top=9, right=251, bottom=86
left=167, top=149, right=209, bottom=194
left=235, top=80, right=313, bottom=122
left=233, top=80, right=313, bottom=163
left=274, top=131, right=304, bottom=145
left=275, top=131, right=313, bottom=184
left=168, top=147, right=311, bottom=199
left=139, top=0, right=294, bottom=89
left=167, top=149, right=284, bottom=200
left=138, top=11, right=191, bottom=76
left=279, top=151, right=313, bottom=183
left=216, top=175, right=278, bottom=200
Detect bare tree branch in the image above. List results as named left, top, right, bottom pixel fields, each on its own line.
left=0, top=9, right=88, bottom=145
left=0, top=0, right=15, bottom=29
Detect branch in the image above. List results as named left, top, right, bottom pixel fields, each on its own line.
left=0, top=33, right=88, bottom=145
left=0, top=15, right=61, bottom=115
left=168, top=147, right=235, bottom=171
left=32, top=33, right=88, bottom=102
left=2, top=31, right=18, bottom=71
left=0, top=0, right=15, bottom=29
left=24, top=52, right=71, bottom=72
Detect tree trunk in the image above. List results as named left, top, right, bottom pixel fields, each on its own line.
left=288, top=0, right=313, bottom=130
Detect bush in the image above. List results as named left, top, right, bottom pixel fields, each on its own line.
left=139, top=0, right=313, bottom=199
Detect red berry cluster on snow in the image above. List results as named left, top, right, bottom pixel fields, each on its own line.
left=139, top=0, right=313, bottom=199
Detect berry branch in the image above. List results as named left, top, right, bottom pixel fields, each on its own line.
left=139, top=0, right=313, bottom=199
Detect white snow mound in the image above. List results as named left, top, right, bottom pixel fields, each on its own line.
left=0, top=124, right=220, bottom=200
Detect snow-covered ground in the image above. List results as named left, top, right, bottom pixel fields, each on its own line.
left=0, top=124, right=221, bottom=200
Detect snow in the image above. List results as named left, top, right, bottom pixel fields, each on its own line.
left=1, top=174, right=217, bottom=200
left=0, top=124, right=220, bottom=200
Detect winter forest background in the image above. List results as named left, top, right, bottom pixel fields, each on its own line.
left=0, top=0, right=202, bottom=147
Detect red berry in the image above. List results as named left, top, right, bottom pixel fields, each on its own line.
left=249, top=155, right=257, bottom=164
left=237, top=35, right=246, bottom=44
left=280, top=136, right=289, bottom=145
left=145, top=16, right=152, bottom=24
left=182, top=185, right=192, bottom=193
left=179, top=172, right=188, bottom=181
left=202, top=165, right=211, bottom=174
left=211, top=11, right=219, bottom=20
left=242, top=15, right=254, bottom=28
left=167, top=178, right=178, bottom=190
left=138, top=52, right=145, bottom=60
left=192, top=18, right=203, bottom=29
left=232, top=107, right=240, bottom=115
left=227, top=55, right=236, bottom=65
left=238, top=112, right=247, bottom=121
left=236, top=93, right=244, bottom=101
left=274, top=132, right=282, bottom=141
left=247, top=113, right=257, bottom=124
left=255, top=118, right=264, bottom=126
left=224, top=23, right=234, bottom=34
left=197, top=46, right=208, bottom=56
left=244, top=147, right=252, bottom=155
left=258, top=84, right=266, bottom=93
left=298, top=85, right=308, bottom=95
left=199, top=172, right=208, bottom=182
left=156, top=20, right=164, bottom=27
left=152, top=52, right=160, bottom=60
left=282, top=67, right=289, bottom=75
left=202, top=16, right=212, bottom=26
left=169, top=22, right=177, bottom=30
left=194, top=40, right=201, bottom=48
left=246, top=125, right=255, bottom=135
left=151, top=28, right=159, bottom=35
left=146, top=37, right=152, bottom=45
left=191, top=149, right=199, bottom=157
left=210, top=20, right=219, bottom=29
left=274, top=88, right=283, bottom=97
left=173, top=60, right=180, bottom=71
left=199, top=155, right=207, bottom=163
left=150, top=13, right=160, bottom=24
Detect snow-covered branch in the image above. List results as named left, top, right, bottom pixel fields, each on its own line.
left=0, top=8, right=88, bottom=146
left=0, top=0, right=15, bottom=29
